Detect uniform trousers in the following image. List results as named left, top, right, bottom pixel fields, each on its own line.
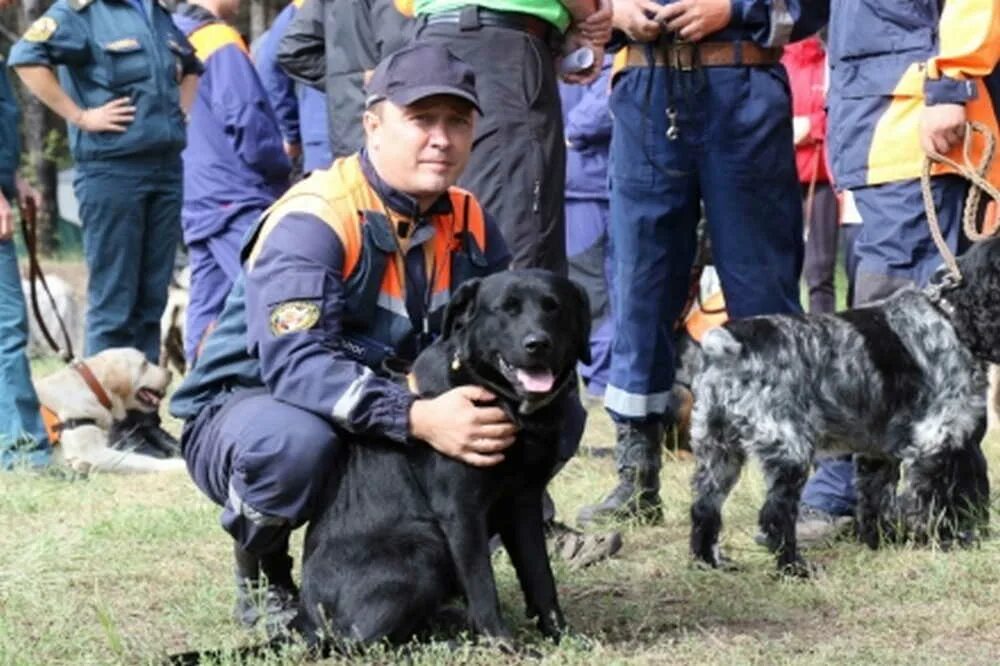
left=75, top=157, right=182, bottom=362
left=0, top=206, right=50, bottom=467
left=604, top=63, right=803, bottom=422
left=183, top=385, right=586, bottom=554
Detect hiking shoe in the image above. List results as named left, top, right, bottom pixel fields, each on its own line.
left=234, top=575, right=265, bottom=628
left=233, top=577, right=299, bottom=638
left=547, top=520, right=623, bottom=570
left=108, top=414, right=168, bottom=459
left=133, top=411, right=182, bottom=458
left=753, top=505, right=855, bottom=549
left=262, top=583, right=300, bottom=640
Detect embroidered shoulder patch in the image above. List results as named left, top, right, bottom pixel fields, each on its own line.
left=269, top=301, right=320, bottom=336
left=23, top=16, right=57, bottom=43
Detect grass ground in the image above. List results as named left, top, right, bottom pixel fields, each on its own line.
left=6, top=258, right=998, bottom=665
left=3, top=395, right=1000, bottom=665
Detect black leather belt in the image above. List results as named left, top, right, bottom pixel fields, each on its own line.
left=425, top=5, right=557, bottom=43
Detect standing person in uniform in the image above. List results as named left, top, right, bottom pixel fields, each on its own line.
left=173, top=0, right=291, bottom=364
left=276, top=0, right=414, bottom=160
left=794, top=0, right=1000, bottom=544
left=0, top=13, right=50, bottom=469
left=577, top=0, right=828, bottom=527
left=560, top=55, right=613, bottom=398
left=169, top=44, right=529, bottom=636
left=255, top=0, right=331, bottom=174
left=9, top=0, right=202, bottom=456
left=411, top=0, right=611, bottom=273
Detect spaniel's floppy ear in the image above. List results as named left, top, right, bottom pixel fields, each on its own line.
left=570, top=278, right=592, bottom=365
left=442, top=278, right=482, bottom=340
left=950, top=237, right=1000, bottom=363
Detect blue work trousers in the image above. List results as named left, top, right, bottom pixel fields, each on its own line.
left=185, top=209, right=258, bottom=362
left=604, top=65, right=803, bottom=422
left=802, top=175, right=967, bottom=516
left=566, top=198, right=613, bottom=397
left=183, top=386, right=586, bottom=555
left=76, top=158, right=182, bottom=362
left=852, top=174, right=967, bottom=306
left=0, top=231, right=50, bottom=468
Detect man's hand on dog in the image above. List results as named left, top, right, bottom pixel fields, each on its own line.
left=410, top=386, right=517, bottom=467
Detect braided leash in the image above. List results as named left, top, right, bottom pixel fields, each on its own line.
left=921, top=120, right=1000, bottom=283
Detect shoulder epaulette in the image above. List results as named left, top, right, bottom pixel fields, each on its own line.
left=67, top=0, right=95, bottom=11
left=188, top=22, right=248, bottom=61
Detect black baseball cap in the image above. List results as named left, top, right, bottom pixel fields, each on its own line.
left=365, top=42, right=482, bottom=114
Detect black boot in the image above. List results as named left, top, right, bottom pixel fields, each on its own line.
left=232, top=542, right=299, bottom=639
left=577, top=421, right=664, bottom=527
left=233, top=544, right=263, bottom=628
left=108, top=411, right=169, bottom=459
left=260, top=549, right=299, bottom=639
left=133, top=410, right=182, bottom=458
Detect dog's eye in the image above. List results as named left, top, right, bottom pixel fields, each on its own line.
left=539, top=297, right=558, bottom=313
left=502, top=297, right=521, bottom=315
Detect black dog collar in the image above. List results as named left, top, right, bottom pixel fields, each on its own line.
left=924, top=276, right=958, bottom=320
left=451, top=353, right=574, bottom=416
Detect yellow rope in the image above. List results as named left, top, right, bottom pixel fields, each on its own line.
left=921, top=121, right=1000, bottom=282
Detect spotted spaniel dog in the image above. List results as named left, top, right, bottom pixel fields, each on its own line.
left=690, top=238, right=1000, bottom=576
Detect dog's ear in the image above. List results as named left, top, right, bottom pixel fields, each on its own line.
left=949, top=239, right=1000, bottom=362
left=442, top=278, right=482, bottom=340
left=569, top=279, right=592, bottom=365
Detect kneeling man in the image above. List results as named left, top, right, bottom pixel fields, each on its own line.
left=170, top=43, right=586, bottom=636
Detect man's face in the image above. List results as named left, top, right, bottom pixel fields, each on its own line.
left=365, top=95, right=476, bottom=206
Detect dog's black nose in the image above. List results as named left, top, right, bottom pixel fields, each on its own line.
left=523, top=333, right=551, bottom=355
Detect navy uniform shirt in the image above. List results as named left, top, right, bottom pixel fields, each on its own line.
left=8, top=0, right=202, bottom=165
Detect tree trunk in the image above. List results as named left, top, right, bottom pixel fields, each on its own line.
left=18, top=0, right=60, bottom=256
left=249, top=0, right=266, bottom=44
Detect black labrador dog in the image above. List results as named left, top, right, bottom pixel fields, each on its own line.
left=296, top=269, right=590, bottom=650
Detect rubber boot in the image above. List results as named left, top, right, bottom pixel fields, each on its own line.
left=577, top=420, right=664, bottom=526
left=233, top=543, right=262, bottom=628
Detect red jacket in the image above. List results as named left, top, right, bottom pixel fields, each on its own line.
left=782, top=36, right=830, bottom=185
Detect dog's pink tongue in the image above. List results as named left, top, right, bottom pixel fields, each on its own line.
left=516, top=368, right=555, bottom=393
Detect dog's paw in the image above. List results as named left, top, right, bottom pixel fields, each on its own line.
left=66, top=458, right=93, bottom=476
left=938, top=529, right=983, bottom=551
left=535, top=608, right=566, bottom=642
left=691, top=549, right=741, bottom=572
left=774, top=557, right=820, bottom=580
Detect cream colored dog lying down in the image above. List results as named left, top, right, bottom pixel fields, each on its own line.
left=35, top=348, right=186, bottom=474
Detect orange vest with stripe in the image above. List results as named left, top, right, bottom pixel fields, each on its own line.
left=245, top=154, right=488, bottom=354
